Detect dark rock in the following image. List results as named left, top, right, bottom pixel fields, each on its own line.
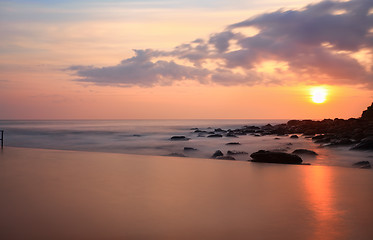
left=261, top=124, right=274, bottom=131
left=194, top=129, right=206, bottom=133
left=292, top=149, right=318, bottom=156
left=211, top=150, right=224, bottom=158
left=361, top=103, right=373, bottom=121
left=184, top=147, right=197, bottom=151
left=352, top=161, right=371, bottom=169
left=207, top=134, right=223, bottom=138
left=226, top=133, right=238, bottom=137
left=214, top=128, right=226, bottom=133
left=254, top=134, right=261, bottom=137
left=227, top=150, right=248, bottom=155
left=226, top=142, right=241, bottom=145
left=250, top=150, right=303, bottom=164
left=312, top=134, right=327, bottom=140
left=170, top=136, right=190, bottom=141
left=351, top=136, right=373, bottom=150
left=329, top=138, right=353, bottom=146
left=274, top=137, right=281, bottom=140
left=216, top=156, right=236, bottom=160
left=290, top=135, right=299, bottom=139
left=351, top=137, right=373, bottom=151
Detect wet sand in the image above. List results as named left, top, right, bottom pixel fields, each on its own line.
left=0, top=147, right=373, bottom=240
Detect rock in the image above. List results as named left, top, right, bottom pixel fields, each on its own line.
left=207, top=134, right=223, bottom=138
left=352, top=161, right=371, bottom=169
left=250, top=150, right=303, bottom=164
left=216, top=156, right=236, bottom=160
left=329, top=138, right=353, bottom=146
left=361, top=102, right=373, bottom=120
left=254, top=134, right=261, bottom=137
left=351, top=137, right=373, bottom=151
left=292, top=149, right=318, bottom=156
left=227, top=150, right=248, bottom=155
left=170, top=136, right=190, bottom=141
left=274, top=137, right=281, bottom=140
left=211, top=150, right=224, bottom=158
left=226, top=142, right=241, bottom=145
left=194, top=129, right=206, bottom=133
left=184, top=147, right=197, bottom=151
left=290, top=135, right=299, bottom=139
left=226, top=133, right=238, bottom=137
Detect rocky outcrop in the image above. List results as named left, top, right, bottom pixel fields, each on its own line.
left=352, top=161, right=371, bottom=169
left=292, top=149, right=318, bottom=156
left=211, top=150, right=224, bottom=158
left=351, top=137, right=373, bottom=150
left=170, top=136, right=190, bottom=141
left=250, top=150, right=303, bottom=164
left=361, top=103, right=373, bottom=121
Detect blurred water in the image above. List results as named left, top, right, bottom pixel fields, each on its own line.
left=1, top=119, right=372, bottom=167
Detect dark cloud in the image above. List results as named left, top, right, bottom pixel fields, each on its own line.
left=69, top=49, right=210, bottom=87
left=68, top=0, right=373, bottom=88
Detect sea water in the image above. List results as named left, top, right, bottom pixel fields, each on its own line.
left=1, top=119, right=372, bottom=167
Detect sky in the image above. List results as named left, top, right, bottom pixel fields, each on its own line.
left=0, top=0, right=372, bottom=119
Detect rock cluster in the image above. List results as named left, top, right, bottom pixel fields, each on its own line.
left=250, top=150, right=303, bottom=165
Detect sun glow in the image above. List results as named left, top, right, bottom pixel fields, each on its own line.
left=310, top=86, right=328, bottom=104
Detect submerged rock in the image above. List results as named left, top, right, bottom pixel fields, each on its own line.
left=226, top=142, right=241, bottom=145
left=227, top=150, right=248, bottom=155
left=250, top=150, right=303, bottom=164
left=292, top=149, right=318, bottom=156
left=207, top=134, right=223, bottom=138
left=216, top=156, right=236, bottom=160
left=351, top=137, right=373, bottom=151
left=226, top=132, right=238, bottom=138
left=170, top=136, right=190, bottom=141
left=352, top=161, right=371, bottom=169
left=211, top=150, right=224, bottom=158
left=184, top=147, right=198, bottom=151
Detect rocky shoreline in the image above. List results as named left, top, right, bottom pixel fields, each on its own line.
left=170, top=103, right=373, bottom=168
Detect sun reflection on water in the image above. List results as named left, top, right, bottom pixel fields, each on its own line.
left=304, top=166, right=345, bottom=240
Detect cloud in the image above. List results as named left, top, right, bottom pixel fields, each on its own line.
left=68, top=49, right=210, bottom=87
left=68, top=0, right=373, bottom=88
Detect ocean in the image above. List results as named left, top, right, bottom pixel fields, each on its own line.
left=0, top=119, right=372, bottom=167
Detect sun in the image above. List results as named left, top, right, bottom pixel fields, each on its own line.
left=310, top=86, right=328, bottom=104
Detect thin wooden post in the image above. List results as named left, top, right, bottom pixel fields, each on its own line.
left=1, top=130, right=3, bottom=149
